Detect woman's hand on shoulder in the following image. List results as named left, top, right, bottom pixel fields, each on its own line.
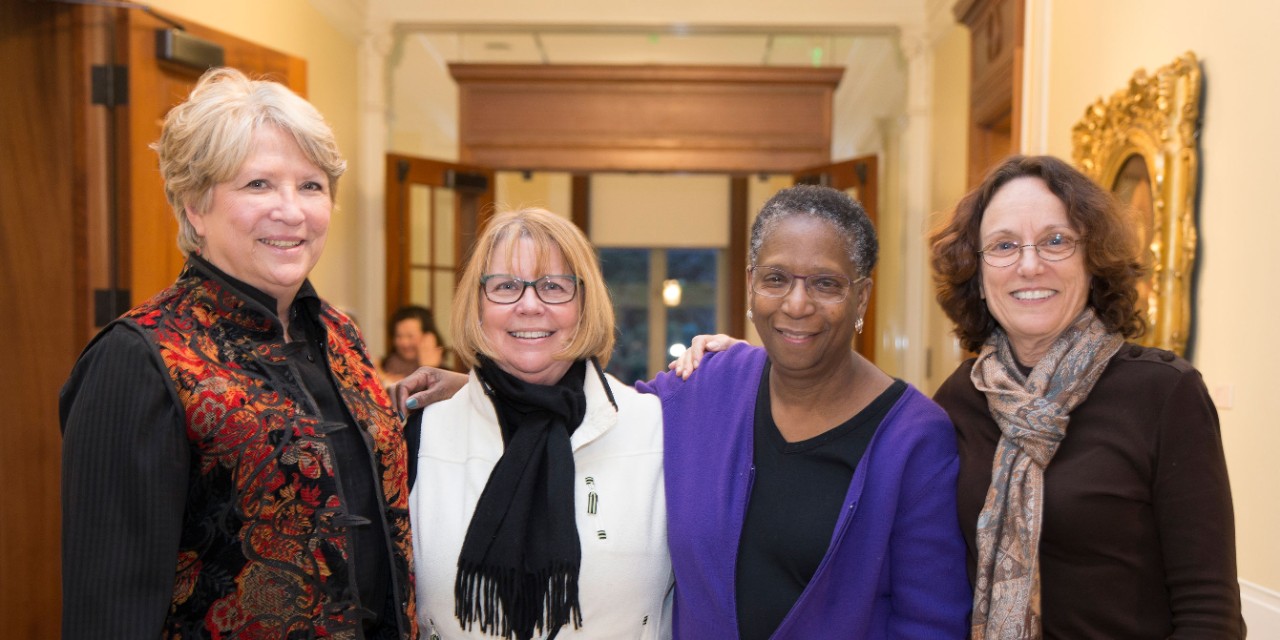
left=393, top=366, right=468, bottom=417
left=667, top=334, right=742, bottom=379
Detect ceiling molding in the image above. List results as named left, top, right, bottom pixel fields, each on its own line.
left=393, top=22, right=900, bottom=38
left=926, top=0, right=964, bottom=44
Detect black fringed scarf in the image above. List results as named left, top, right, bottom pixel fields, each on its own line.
left=457, top=355, right=588, bottom=639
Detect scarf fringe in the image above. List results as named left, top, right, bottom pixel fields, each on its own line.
left=455, top=560, right=583, bottom=639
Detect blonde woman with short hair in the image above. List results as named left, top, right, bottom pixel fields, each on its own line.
left=407, top=208, right=672, bottom=639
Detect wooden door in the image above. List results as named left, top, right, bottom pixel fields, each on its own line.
left=385, top=154, right=495, bottom=369
left=793, top=155, right=879, bottom=362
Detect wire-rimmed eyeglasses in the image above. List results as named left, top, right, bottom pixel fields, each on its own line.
left=749, top=266, right=866, bottom=304
left=480, top=274, right=579, bottom=304
left=978, top=233, right=1084, bottom=268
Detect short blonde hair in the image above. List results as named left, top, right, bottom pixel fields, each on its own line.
left=452, top=208, right=616, bottom=371
left=151, top=67, right=346, bottom=255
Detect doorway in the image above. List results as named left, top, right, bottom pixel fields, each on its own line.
left=385, top=160, right=879, bottom=379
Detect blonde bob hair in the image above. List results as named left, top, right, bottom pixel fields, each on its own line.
left=151, top=67, right=346, bottom=255
left=451, top=208, right=616, bottom=371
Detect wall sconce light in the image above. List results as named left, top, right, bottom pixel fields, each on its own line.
left=661, top=279, right=682, bottom=307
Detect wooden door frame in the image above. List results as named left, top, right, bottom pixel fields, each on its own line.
left=384, top=154, right=495, bottom=324
left=793, top=155, right=880, bottom=362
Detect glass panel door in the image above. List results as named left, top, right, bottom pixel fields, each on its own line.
left=600, top=247, right=720, bottom=384
left=386, top=154, right=494, bottom=371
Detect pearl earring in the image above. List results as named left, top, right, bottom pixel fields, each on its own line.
left=747, top=309, right=754, bottom=321
left=855, top=317, right=864, bottom=334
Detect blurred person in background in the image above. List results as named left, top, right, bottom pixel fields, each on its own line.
left=381, top=305, right=447, bottom=385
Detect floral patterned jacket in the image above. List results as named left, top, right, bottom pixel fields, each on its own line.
left=121, top=262, right=416, bottom=639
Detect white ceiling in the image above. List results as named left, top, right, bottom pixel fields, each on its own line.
left=416, top=30, right=861, bottom=67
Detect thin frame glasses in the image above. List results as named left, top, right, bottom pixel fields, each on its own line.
left=748, top=266, right=865, bottom=304
left=978, top=233, right=1084, bottom=268
left=480, top=274, right=579, bottom=305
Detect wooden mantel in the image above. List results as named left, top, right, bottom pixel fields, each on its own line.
left=450, top=63, right=845, bottom=173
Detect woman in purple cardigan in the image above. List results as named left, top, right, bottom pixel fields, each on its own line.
left=649, top=186, right=969, bottom=639
left=398, top=185, right=970, bottom=639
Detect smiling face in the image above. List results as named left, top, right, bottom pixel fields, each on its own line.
left=185, top=125, right=330, bottom=307
left=479, top=236, right=581, bottom=385
left=979, top=176, right=1091, bottom=365
left=750, top=215, right=869, bottom=377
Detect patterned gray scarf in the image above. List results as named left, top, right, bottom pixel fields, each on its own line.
left=968, top=308, right=1123, bottom=639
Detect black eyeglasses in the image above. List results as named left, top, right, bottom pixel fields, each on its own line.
left=749, top=266, right=865, bottom=304
left=979, top=233, right=1084, bottom=268
left=480, top=274, right=579, bottom=304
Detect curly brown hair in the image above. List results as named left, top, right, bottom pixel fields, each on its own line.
left=929, top=155, right=1146, bottom=352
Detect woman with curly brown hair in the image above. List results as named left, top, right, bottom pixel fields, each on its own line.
left=930, top=154, right=1243, bottom=639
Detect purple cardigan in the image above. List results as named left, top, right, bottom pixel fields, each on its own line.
left=637, top=344, right=970, bottom=639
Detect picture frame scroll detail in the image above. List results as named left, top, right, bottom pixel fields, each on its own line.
left=1072, top=52, right=1202, bottom=357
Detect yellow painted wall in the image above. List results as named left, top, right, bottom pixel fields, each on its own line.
left=1042, top=0, right=1280, bottom=591
left=495, top=171, right=574, bottom=217
left=590, top=174, right=731, bottom=248
left=923, top=22, right=970, bottom=393
left=147, top=0, right=363, bottom=317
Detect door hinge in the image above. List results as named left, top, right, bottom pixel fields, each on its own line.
left=91, top=65, right=128, bottom=107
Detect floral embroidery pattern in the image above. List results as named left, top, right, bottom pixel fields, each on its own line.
left=125, top=267, right=416, bottom=639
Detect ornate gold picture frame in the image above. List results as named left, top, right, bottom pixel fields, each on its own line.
left=1072, top=52, right=1202, bottom=356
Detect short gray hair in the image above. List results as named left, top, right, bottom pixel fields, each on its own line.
left=749, top=184, right=878, bottom=277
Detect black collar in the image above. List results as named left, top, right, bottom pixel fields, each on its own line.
left=185, top=254, right=323, bottom=337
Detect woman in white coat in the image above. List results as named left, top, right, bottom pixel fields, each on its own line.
left=407, top=208, right=671, bottom=640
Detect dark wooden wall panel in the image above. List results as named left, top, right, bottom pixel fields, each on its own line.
left=955, top=0, right=1024, bottom=186
left=0, top=1, right=79, bottom=634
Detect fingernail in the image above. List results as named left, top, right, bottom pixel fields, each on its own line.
left=708, top=341, right=719, bottom=349
left=406, top=397, right=419, bottom=410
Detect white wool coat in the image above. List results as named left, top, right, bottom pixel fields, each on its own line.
left=410, top=365, right=672, bottom=640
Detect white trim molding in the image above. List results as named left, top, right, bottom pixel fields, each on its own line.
left=1020, top=0, right=1052, bottom=154
left=1242, top=579, right=1280, bottom=637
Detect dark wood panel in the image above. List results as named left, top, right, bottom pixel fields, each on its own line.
left=728, top=177, right=749, bottom=340
left=571, top=174, right=590, bottom=235
left=956, top=0, right=1024, bottom=186
left=451, top=64, right=843, bottom=173
left=0, top=1, right=79, bottom=634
